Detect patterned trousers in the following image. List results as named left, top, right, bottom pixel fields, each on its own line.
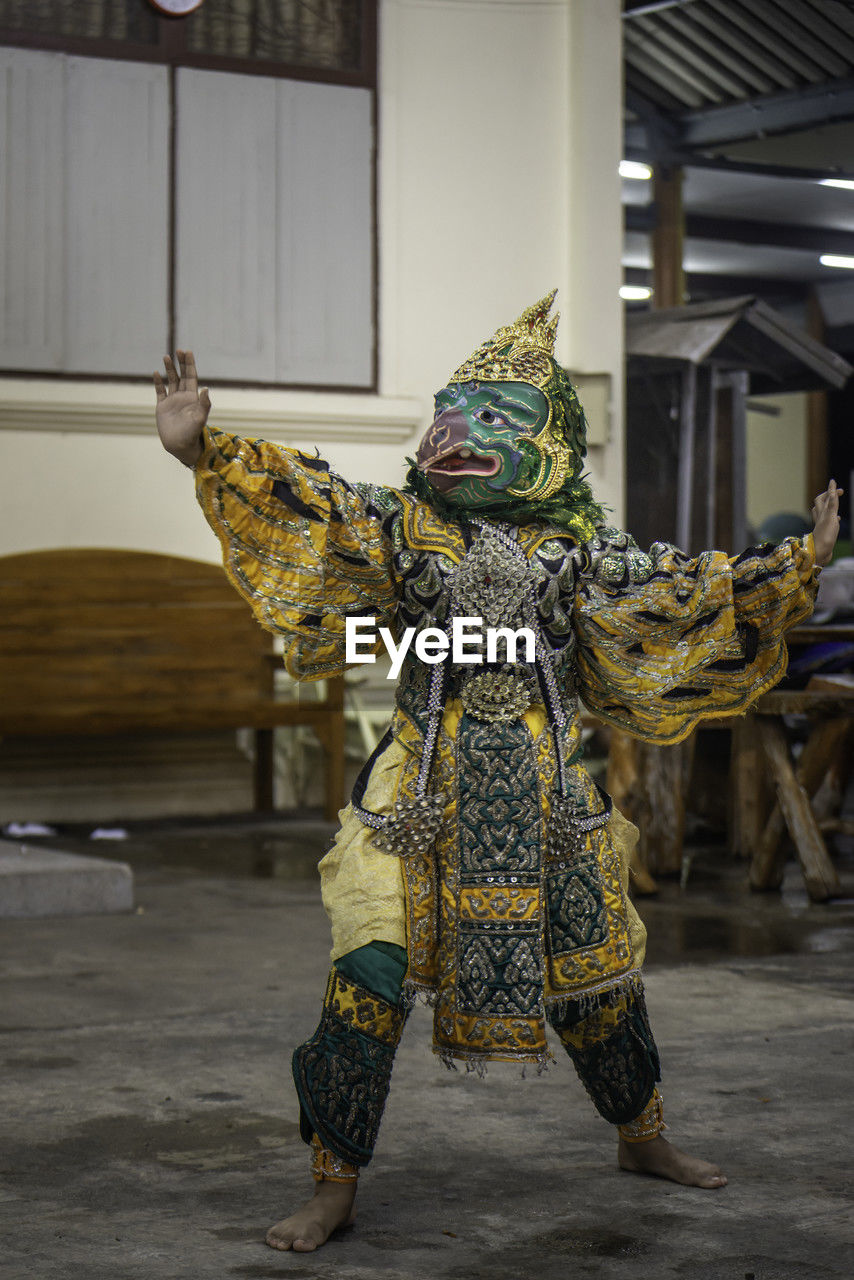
left=293, top=940, right=661, bottom=1168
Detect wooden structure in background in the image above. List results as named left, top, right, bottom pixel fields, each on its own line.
left=611, top=666, right=854, bottom=902
left=626, top=295, right=851, bottom=558
left=619, top=299, right=851, bottom=881
left=0, top=549, right=345, bottom=821
left=742, top=677, right=854, bottom=903
left=610, top=680, right=853, bottom=902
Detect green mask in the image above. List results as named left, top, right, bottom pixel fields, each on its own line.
left=403, top=292, right=607, bottom=538
left=414, top=381, right=549, bottom=510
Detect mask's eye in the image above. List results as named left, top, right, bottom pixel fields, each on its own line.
left=476, top=408, right=500, bottom=425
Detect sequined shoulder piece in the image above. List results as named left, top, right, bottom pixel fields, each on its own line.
left=520, top=525, right=580, bottom=558
left=581, top=527, right=655, bottom=588
left=350, top=482, right=409, bottom=522
left=401, top=500, right=467, bottom=561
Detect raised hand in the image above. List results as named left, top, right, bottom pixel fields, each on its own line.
left=153, top=350, right=211, bottom=468
left=811, top=478, right=844, bottom=567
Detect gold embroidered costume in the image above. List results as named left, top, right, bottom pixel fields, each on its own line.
left=194, top=293, right=818, bottom=1168
left=196, top=432, right=816, bottom=1023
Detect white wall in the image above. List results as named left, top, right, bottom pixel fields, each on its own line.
left=380, top=0, right=625, bottom=515
left=0, top=0, right=625, bottom=560
left=746, top=392, right=809, bottom=533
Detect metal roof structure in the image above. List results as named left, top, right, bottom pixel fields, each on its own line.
left=621, top=0, right=854, bottom=352
left=624, top=0, right=854, bottom=154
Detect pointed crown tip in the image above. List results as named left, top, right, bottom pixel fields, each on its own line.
left=446, top=289, right=561, bottom=390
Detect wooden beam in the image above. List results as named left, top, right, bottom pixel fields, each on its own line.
left=651, top=164, right=685, bottom=310
left=626, top=205, right=854, bottom=257
left=806, top=288, right=829, bottom=508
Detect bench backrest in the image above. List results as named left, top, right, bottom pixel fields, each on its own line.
left=0, top=548, right=276, bottom=734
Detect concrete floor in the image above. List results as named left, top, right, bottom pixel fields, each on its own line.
left=2, top=819, right=854, bottom=1280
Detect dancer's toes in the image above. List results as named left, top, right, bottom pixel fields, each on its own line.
left=265, top=1180, right=357, bottom=1252
left=292, top=1234, right=321, bottom=1253
left=618, top=1135, right=727, bottom=1189
left=265, top=1215, right=329, bottom=1251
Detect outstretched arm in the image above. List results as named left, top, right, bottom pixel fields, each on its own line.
left=811, top=479, right=843, bottom=567
left=153, top=349, right=210, bottom=468
left=572, top=518, right=823, bottom=744
left=156, top=353, right=405, bottom=679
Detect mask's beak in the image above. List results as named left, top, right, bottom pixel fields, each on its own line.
left=415, top=409, right=500, bottom=492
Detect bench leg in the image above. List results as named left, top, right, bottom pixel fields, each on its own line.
left=254, top=728, right=275, bottom=811
left=729, top=717, right=773, bottom=859
left=637, top=737, right=692, bottom=877
left=314, top=722, right=345, bottom=824
left=606, top=730, right=657, bottom=893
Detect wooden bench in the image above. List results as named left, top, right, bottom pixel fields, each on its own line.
left=0, top=549, right=345, bottom=821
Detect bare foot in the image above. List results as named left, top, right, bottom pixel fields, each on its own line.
left=266, top=1180, right=357, bottom=1252
left=618, top=1134, right=727, bottom=1189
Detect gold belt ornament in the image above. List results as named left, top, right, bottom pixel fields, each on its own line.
left=458, top=666, right=537, bottom=723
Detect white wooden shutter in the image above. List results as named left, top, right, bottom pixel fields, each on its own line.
left=0, top=49, right=169, bottom=375
left=64, top=56, right=169, bottom=374
left=0, top=50, right=371, bottom=385
left=275, top=80, right=373, bottom=386
left=174, top=68, right=278, bottom=382
left=0, top=48, right=65, bottom=370
left=176, top=69, right=372, bottom=386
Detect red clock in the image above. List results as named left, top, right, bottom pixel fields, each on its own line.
left=147, top=0, right=205, bottom=14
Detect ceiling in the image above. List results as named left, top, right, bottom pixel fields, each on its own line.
left=621, top=0, right=854, bottom=352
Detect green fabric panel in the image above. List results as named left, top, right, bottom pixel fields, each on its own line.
left=334, top=940, right=408, bottom=1005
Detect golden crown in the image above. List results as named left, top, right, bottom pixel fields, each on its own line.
left=447, top=290, right=559, bottom=389
left=446, top=290, right=575, bottom=502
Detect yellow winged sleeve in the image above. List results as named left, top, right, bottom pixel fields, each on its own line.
left=573, top=528, right=819, bottom=744
left=194, top=427, right=404, bottom=680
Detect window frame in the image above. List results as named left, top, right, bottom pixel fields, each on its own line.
left=0, top=1, right=378, bottom=393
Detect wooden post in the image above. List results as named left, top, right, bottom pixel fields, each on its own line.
left=606, top=730, right=658, bottom=894
left=636, top=739, right=692, bottom=877
left=676, top=363, right=698, bottom=553
left=730, top=370, right=749, bottom=553
left=714, top=377, right=735, bottom=555
left=606, top=728, right=640, bottom=816
left=705, top=368, right=719, bottom=550
left=651, top=165, right=684, bottom=310
left=806, top=288, right=829, bottom=509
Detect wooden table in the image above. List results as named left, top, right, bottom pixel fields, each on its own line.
left=733, top=622, right=854, bottom=901
left=612, top=623, right=854, bottom=900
